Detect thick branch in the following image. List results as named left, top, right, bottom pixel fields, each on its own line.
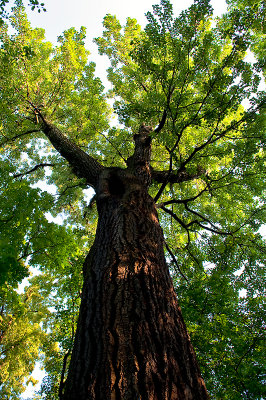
left=152, top=167, right=204, bottom=185
left=41, top=120, right=103, bottom=188
left=154, top=109, right=167, bottom=133
left=126, top=124, right=153, bottom=186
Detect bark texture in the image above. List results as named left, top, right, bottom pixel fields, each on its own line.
left=41, top=120, right=103, bottom=187
left=62, top=170, right=208, bottom=399
left=42, top=123, right=208, bottom=399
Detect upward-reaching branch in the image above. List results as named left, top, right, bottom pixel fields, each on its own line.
left=40, top=119, right=103, bottom=188
left=126, top=124, right=153, bottom=186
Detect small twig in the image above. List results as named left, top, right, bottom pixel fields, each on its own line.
left=161, top=205, right=191, bottom=245
left=98, top=131, right=127, bottom=163
left=0, top=129, right=40, bottom=147
left=165, top=241, right=189, bottom=282
left=12, top=163, right=54, bottom=178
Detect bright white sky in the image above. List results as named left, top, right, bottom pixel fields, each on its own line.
left=23, top=0, right=227, bottom=86
left=19, top=0, right=228, bottom=398
left=26, top=0, right=227, bottom=42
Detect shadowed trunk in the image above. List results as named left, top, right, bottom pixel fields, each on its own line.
left=40, top=121, right=208, bottom=399
left=62, top=167, right=208, bottom=399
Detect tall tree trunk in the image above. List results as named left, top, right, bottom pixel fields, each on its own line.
left=62, top=167, right=209, bottom=399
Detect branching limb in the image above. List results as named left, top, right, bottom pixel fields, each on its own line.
left=26, top=106, right=105, bottom=188
left=161, top=204, right=233, bottom=238
left=0, top=129, right=41, bottom=147
left=184, top=204, right=234, bottom=235
left=152, top=167, right=204, bottom=185
left=152, top=166, right=205, bottom=202
left=154, top=109, right=167, bottom=133
left=153, top=153, right=173, bottom=203
left=160, top=186, right=209, bottom=206
left=160, top=205, right=191, bottom=245
left=98, top=131, right=127, bottom=163
left=58, top=183, right=87, bottom=198
left=164, top=241, right=189, bottom=282
left=12, top=163, right=54, bottom=178
left=178, top=99, right=264, bottom=172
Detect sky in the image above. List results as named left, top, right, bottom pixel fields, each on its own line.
left=17, top=0, right=229, bottom=398
left=25, top=0, right=227, bottom=43
left=21, top=0, right=228, bottom=87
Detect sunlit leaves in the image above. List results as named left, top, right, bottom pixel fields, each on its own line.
left=0, top=0, right=265, bottom=398
left=0, top=284, right=46, bottom=399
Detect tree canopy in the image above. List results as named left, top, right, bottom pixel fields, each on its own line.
left=0, top=0, right=46, bottom=25
left=0, top=0, right=265, bottom=398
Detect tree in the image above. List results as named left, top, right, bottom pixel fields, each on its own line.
left=0, top=0, right=265, bottom=398
left=0, top=283, right=46, bottom=399
left=0, top=0, right=46, bottom=25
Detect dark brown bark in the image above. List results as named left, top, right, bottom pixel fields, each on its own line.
left=151, top=168, right=204, bottom=185
left=41, top=120, right=103, bottom=187
left=62, top=167, right=208, bottom=399
left=39, top=122, right=208, bottom=399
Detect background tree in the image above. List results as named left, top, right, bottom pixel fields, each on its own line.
left=0, top=0, right=265, bottom=398
left=0, top=0, right=46, bottom=25
left=0, top=284, right=46, bottom=399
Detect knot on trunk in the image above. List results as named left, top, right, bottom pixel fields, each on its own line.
left=138, top=123, right=153, bottom=135
left=97, top=168, right=142, bottom=203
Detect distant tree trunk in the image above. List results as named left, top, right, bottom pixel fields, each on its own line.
left=62, top=167, right=208, bottom=399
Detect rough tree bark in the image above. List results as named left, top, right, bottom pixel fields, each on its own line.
left=41, top=119, right=209, bottom=399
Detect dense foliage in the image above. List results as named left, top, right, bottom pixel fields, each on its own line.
left=0, top=0, right=46, bottom=25
left=0, top=0, right=265, bottom=398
